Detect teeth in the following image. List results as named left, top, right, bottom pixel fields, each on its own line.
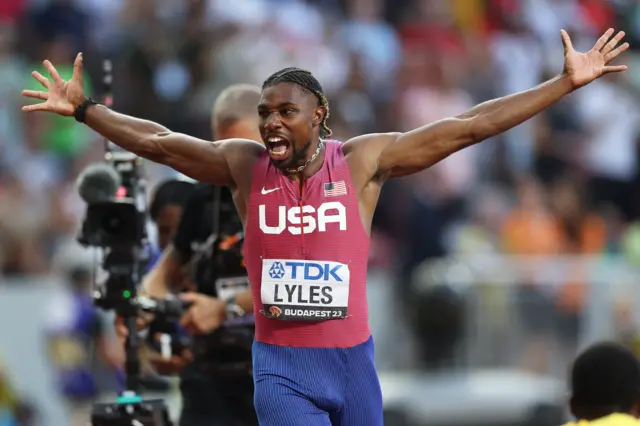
left=266, top=136, right=288, bottom=157
left=270, top=145, right=287, bottom=155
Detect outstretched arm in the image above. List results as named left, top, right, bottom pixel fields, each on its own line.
left=369, top=29, right=628, bottom=179
left=83, top=105, right=233, bottom=184
left=375, top=75, right=572, bottom=177
left=21, top=53, right=255, bottom=185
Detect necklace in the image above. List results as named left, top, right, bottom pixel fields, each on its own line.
left=286, top=139, right=323, bottom=174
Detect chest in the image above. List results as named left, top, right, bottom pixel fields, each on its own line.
left=255, top=175, right=351, bottom=239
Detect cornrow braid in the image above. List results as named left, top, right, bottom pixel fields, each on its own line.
left=262, top=67, right=332, bottom=137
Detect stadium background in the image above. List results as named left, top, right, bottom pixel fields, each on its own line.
left=3, top=0, right=640, bottom=424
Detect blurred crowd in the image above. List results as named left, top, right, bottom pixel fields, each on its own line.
left=0, top=0, right=639, bottom=271
left=2, top=0, right=640, bottom=398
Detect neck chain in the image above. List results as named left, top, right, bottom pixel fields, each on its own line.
left=286, top=139, right=323, bottom=174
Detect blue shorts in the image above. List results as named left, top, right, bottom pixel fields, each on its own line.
left=252, top=336, right=383, bottom=426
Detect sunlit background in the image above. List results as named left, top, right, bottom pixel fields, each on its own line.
left=2, top=0, right=640, bottom=425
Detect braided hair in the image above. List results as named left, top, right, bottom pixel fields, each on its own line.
left=262, top=67, right=332, bottom=137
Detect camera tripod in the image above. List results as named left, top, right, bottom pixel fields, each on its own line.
left=90, top=272, right=174, bottom=426
left=78, top=58, right=172, bottom=426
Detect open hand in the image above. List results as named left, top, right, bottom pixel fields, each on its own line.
left=22, top=53, right=86, bottom=116
left=562, top=28, right=629, bottom=89
left=179, top=292, right=227, bottom=334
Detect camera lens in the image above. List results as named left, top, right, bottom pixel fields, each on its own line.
left=102, top=214, right=123, bottom=235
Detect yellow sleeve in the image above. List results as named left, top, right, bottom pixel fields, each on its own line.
left=564, top=421, right=588, bottom=426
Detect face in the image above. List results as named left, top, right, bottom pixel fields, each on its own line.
left=257, top=82, right=324, bottom=170
left=155, top=205, right=183, bottom=250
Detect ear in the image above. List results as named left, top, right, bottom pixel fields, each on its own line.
left=312, top=106, right=325, bottom=127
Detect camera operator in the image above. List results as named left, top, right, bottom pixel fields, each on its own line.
left=142, top=179, right=198, bottom=379
left=118, top=84, right=261, bottom=426
left=149, top=179, right=197, bottom=257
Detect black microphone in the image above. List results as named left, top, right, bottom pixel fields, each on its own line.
left=76, top=162, right=122, bottom=204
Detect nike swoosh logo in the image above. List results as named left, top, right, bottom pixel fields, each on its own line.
left=261, top=187, right=281, bottom=195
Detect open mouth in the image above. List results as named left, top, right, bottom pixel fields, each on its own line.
left=265, top=135, right=290, bottom=159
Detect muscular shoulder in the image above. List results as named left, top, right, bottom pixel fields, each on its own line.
left=342, top=132, right=400, bottom=152
left=218, top=138, right=264, bottom=197
left=219, top=138, right=264, bottom=172
left=342, top=132, right=400, bottom=183
left=218, top=138, right=264, bottom=158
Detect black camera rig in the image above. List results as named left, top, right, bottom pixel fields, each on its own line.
left=76, top=59, right=177, bottom=426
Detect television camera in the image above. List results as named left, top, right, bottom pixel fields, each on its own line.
left=75, top=59, right=182, bottom=426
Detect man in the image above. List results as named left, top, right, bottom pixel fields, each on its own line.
left=148, top=178, right=196, bottom=262
left=565, top=341, right=640, bottom=425
left=22, top=28, right=628, bottom=425
left=140, top=178, right=195, bottom=383
left=140, top=84, right=262, bottom=426
left=142, top=84, right=257, bottom=316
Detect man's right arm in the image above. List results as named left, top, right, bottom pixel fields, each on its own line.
left=141, top=245, right=184, bottom=298
left=23, top=56, right=262, bottom=185
left=84, top=105, right=260, bottom=185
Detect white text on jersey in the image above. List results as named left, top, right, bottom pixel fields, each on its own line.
left=258, top=202, right=347, bottom=235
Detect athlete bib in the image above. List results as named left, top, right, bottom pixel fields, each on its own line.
left=261, top=258, right=350, bottom=321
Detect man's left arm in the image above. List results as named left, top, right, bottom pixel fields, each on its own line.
left=375, top=75, right=572, bottom=178
left=366, top=29, right=628, bottom=179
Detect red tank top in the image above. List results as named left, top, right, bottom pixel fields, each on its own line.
left=244, top=140, right=371, bottom=348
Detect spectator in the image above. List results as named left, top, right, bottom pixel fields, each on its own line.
left=566, top=341, right=640, bottom=424
left=45, top=267, right=124, bottom=426
left=501, top=177, right=561, bottom=374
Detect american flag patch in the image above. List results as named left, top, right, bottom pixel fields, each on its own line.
left=324, top=181, right=347, bottom=197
